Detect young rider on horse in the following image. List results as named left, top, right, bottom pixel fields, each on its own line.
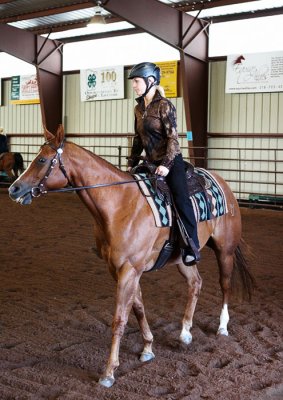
left=127, top=62, right=200, bottom=266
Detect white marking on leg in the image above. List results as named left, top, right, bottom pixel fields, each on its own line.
left=217, top=304, right=229, bottom=336
left=180, top=326, right=193, bottom=345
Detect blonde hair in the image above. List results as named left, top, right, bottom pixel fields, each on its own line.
left=156, top=85, right=166, bottom=98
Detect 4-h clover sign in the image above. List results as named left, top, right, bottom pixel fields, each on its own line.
left=80, top=66, right=124, bottom=101
left=88, top=73, right=96, bottom=88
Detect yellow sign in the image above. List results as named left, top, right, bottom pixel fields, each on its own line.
left=156, top=61, right=178, bottom=98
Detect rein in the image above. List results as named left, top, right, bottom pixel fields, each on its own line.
left=38, top=177, right=157, bottom=195
left=31, top=140, right=157, bottom=197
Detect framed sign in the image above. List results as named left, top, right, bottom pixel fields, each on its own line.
left=226, top=51, right=283, bottom=93
left=10, top=75, right=40, bottom=104
left=80, top=66, right=124, bottom=101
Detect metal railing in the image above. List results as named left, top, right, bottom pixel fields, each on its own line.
left=2, top=138, right=283, bottom=209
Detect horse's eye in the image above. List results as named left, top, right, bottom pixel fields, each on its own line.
left=38, top=157, right=47, bottom=164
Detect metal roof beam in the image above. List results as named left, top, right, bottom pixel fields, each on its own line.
left=178, top=0, right=258, bottom=12
left=0, top=2, right=94, bottom=23
left=0, top=23, right=63, bottom=133
left=206, top=6, right=283, bottom=23
left=104, top=0, right=208, bottom=61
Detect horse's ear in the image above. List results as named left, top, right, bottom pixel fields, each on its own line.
left=43, top=126, right=55, bottom=142
left=56, top=124, right=65, bottom=144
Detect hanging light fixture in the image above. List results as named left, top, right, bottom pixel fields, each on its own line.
left=88, top=1, right=106, bottom=25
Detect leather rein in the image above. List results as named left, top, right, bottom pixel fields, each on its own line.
left=31, top=140, right=156, bottom=198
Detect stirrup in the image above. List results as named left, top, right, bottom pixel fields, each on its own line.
left=182, top=247, right=200, bottom=267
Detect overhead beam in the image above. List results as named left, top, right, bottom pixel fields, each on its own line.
left=179, top=0, right=258, bottom=12
left=103, top=0, right=207, bottom=62
left=206, top=6, right=283, bottom=23
left=0, top=2, right=94, bottom=24
left=103, top=0, right=209, bottom=166
left=0, top=23, right=63, bottom=133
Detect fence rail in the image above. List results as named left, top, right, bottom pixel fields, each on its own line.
left=2, top=135, right=283, bottom=209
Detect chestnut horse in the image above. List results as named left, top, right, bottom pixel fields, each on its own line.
left=0, top=151, right=24, bottom=179
left=9, top=126, right=255, bottom=387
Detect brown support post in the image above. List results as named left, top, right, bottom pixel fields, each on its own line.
left=0, top=23, right=63, bottom=133
left=179, top=52, right=208, bottom=166
left=179, top=10, right=209, bottom=167
left=103, top=0, right=209, bottom=167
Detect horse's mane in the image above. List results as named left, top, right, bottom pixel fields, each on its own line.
left=67, top=139, right=126, bottom=177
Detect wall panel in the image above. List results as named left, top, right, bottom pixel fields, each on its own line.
left=209, top=60, right=283, bottom=136
left=0, top=80, right=41, bottom=134
left=208, top=60, right=283, bottom=200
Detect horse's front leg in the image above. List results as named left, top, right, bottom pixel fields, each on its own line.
left=132, top=284, right=155, bottom=362
left=177, top=263, right=202, bottom=345
left=99, top=262, right=141, bottom=388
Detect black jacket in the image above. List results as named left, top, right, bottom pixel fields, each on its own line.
left=128, top=90, right=181, bottom=170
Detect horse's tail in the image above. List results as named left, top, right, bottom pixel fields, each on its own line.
left=231, top=238, right=257, bottom=301
left=14, top=152, right=24, bottom=173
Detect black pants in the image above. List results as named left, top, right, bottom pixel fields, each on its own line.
left=166, top=154, right=199, bottom=249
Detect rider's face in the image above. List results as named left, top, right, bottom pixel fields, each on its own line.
left=132, top=77, right=146, bottom=97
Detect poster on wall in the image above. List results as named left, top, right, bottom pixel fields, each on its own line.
left=80, top=66, right=124, bottom=101
left=10, top=75, right=40, bottom=104
left=156, top=60, right=178, bottom=98
left=225, top=51, right=283, bottom=93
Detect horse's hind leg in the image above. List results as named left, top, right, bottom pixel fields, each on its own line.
left=177, top=264, right=202, bottom=345
left=132, top=284, right=155, bottom=362
left=215, top=250, right=234, bottom=336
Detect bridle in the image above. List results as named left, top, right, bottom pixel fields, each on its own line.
left=30, top=139, right=157, bottom=198
left=31, top=139, right=72, bottom=198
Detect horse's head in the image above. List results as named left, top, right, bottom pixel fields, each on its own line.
left=9, top=125, right=70, bottom=205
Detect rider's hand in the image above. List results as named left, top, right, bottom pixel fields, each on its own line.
left=155, top=165, right=169, bottom=177
left=127, top=167, right=132, bottom=172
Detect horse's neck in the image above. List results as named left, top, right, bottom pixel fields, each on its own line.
left=68, top=144, right=135, bottom=222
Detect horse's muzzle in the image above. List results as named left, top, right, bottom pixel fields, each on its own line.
left=9, top=181, right=33, bottom=205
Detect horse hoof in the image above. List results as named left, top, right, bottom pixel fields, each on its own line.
left=98, top=376, right=115, bottom=388
left=180, top=331, right=192, bottom=345
left=139, top=351, right=155, bottom=362
left=217, top=328, right=229, bottom=336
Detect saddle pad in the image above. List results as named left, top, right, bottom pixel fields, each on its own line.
left=191, top=168, right=229, bottom=222
left=134, top=173, right=172, bottom=227
left=134, top=169, right=228, bottom=227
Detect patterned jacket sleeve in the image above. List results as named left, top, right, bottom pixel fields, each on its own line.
left=160, top=100, right=181, bottom=170
left=127, top=115, right=144, bottom=168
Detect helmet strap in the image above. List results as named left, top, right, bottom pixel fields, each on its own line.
left=141, top=78, right=156, bottom=98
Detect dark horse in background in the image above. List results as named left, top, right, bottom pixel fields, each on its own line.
left=9, top=126, right=256, bottom=388
left=0, top=152, right=24, bottom=180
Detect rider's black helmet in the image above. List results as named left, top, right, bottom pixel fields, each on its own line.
left=128, top=62, right=161, bottom=85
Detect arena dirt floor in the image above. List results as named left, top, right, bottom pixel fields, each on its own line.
left=0, top=189, right=282, bottom=400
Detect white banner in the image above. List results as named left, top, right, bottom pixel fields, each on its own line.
left=80, top=66, right=124, bottom=101
left=11, top=74, right=40, bottom=104
left=225, top=51, right=283, bottom=93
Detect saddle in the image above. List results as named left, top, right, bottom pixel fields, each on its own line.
left=131, top=161, right=210, bottom=271
left=131, top=160, right=210, bottom=203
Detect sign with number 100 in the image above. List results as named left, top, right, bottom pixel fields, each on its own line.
left=80, top=66, right=124, bottom=101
